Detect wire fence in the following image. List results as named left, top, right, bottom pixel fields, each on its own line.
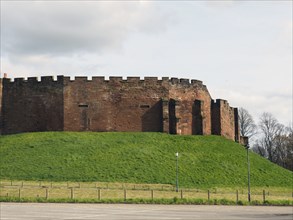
left=0, top=180, right=292, bottom=203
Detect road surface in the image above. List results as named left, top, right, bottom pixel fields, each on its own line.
left=1, top=203, right=292, bottom=220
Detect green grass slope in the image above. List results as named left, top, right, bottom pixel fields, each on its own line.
left=0, top=132, right=292, bottom=188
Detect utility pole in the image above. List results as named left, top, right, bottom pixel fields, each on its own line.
left=243, top=136, right=251, bottom=202
left=176, top=152, right=179, bottom=192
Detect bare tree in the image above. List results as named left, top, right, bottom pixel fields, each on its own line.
left=238, top=107, right=257, bottom=138
left=252, top=142, right=266, bottom=157
left=271, top=124, right=287, bottom=165
left=257, top=112, right=281, bottom=162
left=253, top=113, right=293, bottom=170
left=281, top=124, right=293, bottom=170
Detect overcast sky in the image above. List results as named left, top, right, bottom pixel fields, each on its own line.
left=1, top=0, right=292, bottom=125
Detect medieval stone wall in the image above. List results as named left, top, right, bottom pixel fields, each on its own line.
left=63, top=76, right=167, bottom=132
left=211, top=99, right=239, bottom=141
left=0, top=75, right=240, bottom=142
left=1, top=76, right=64, bottom=134
left=168, top=79, right=212, bottom=135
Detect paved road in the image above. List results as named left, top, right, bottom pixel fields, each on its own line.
left=1, top=203, right=292, bottom=220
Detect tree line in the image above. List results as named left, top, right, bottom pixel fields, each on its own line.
left=238, top=108, right=293, bottom=171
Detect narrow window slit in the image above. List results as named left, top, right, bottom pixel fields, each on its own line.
left=78, top=104, right=89, bottom=108
left=140, top=104, right=150, bottom=109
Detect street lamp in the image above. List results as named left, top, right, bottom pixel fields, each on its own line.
left=175, top=152, right=179, bottom=192
left=243, top=136, right=251, bottom=202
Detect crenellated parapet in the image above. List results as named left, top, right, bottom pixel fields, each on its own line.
left=3, top=75, right=207, bottom=88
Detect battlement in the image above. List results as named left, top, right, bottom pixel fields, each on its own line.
left=4, top=76, right=63, bottom=83
left=213, top=99, right=229, bottom=106
left=2, top=75, right=207, bottom=88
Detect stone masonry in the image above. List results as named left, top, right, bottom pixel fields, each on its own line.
left=0, top=76, right=240, bottom=142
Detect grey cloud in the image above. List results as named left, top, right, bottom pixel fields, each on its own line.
left=1, top=1, right=173, bottom=58
left=212, top=87, right=292, bottom=125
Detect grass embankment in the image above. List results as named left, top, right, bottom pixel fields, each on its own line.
left=0, top=132, right=292, bottom=190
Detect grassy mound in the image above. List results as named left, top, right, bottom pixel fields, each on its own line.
left=0, top=132, right=291, bottom=188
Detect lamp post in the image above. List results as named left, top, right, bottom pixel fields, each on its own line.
left=175, top=152, right=179, bottom=192
left=243, top=136, right=251, bottom=202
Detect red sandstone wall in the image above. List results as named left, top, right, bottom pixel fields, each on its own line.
left=220, top=103, right=235, bottom=140
left=168, top=79, right=212, bottom=135
left=1, top=76, right=64, bottom=134
left=0, top=75, right=238, bottom=142
left=211, top=99, right=237, bottom=141
left=63, top=77, right=167, bottom=132
left=62, top=77, right=212, bottom=135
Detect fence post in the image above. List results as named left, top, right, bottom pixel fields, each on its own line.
left=39, top=181, right=42, bottom=187
left=124, top=189, right=127, bottom=201
left=98, top=189, right=101, bottom=200
left=263, top=190, right=265, bottom=203
left=236, top=190, right=239, bottom=204
left=21, top=182, right=24, bottom=188
left=11, top=180, right=12, bottom=186
left=181, top=190, right=183, bottom=199
left=18, top=188, right=21, bottom=199
left=151, top=190, right=154, bottom=200
left=46, top=188, right=49, bottom=199
left=208, top=190, right=210, bottom=202
left=50, top=182, right=52, bottom=188
left=71, top=187, right=74, bottom=199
